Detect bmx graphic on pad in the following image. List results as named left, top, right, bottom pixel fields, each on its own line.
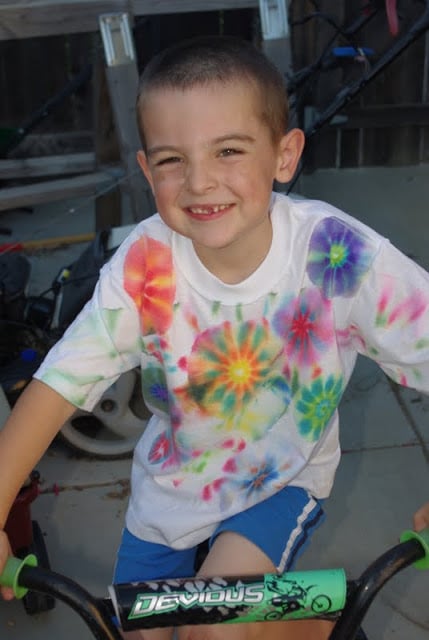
left=264, top=574, right=331, bottom=620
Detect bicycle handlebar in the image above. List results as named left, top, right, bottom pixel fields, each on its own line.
left=1, top=527, right=428, bottom=640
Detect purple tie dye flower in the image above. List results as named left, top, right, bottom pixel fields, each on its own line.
left=307, top=217, right=373, bottom=298
left=272, top=288, right=334, bottom=366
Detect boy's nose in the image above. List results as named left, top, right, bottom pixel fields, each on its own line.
left=185, top=160, right=217, bottom=194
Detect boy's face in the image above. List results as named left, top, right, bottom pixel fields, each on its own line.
left=137, top=81, right=303, bottom=281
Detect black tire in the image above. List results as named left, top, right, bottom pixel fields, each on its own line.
left=311, top=594, right=331, bottom=614
left=22, top=521, right=56, bottom=615
left=265, top=610, right=282, bottom=621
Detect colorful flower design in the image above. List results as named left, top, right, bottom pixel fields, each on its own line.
left=294, top=374, right=343, bottom=441
left=179, top=319, right=290, bottom=432
left=61, top=307, right=137, bottom=358
left=272, top=288, right=334, bottom=365
left=141, top=365, right=169, bottom=414
left=376, top=280, right=428, bottom=329
left=41, top=368, right=105, bottom=408
left=202, top=457, right=279, bottom=503
left=201, top=451, right=294, bottom=507
left=307, top=217, right=373, bottom=298
left=124, top=236, right=175, bottom=335
left=236, top=456, right=280, bottom=496
left=40, top=307, right=140, bottom=407
left=148, top=431, right=172, bottom=464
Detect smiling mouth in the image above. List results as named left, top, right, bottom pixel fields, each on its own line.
left=186, top=204, right=232, bottom=217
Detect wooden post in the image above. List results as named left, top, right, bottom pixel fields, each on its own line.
left=93, top=51, right=123, bottom=230
left=259, top=0, right=293, bottom=79
left=99, top=12, right=155, bottom=223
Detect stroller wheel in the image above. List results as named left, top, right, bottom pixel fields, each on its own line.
left=59, top=369, right=151, bottom=459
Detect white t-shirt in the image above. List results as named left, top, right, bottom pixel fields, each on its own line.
left=36, top=193, right=429, bottom=548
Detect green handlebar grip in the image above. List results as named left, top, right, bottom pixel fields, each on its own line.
left=400, top=528, right=429, bottom=570
left=0, top=554, right=38, bottom=599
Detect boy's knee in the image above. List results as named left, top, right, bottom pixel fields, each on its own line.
left=179, top=622, right=269, bottom=640
left=179, top=620, right=333, bottom=640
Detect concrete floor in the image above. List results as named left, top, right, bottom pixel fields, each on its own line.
left=299, top=164, right=429, bottom=271
left=0, top=165, right=428, bottom=639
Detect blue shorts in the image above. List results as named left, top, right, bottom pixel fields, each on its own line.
left=113, top=485, right=325, bottom=584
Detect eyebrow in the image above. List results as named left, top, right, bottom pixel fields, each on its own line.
left=213, top=133, right=256, bottom=145
left=147, top=133, right=256, bottom=158
left=147, top=145, right=179, bottom=158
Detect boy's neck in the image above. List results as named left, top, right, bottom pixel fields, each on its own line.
left=193, top=216, right=273, bottom=285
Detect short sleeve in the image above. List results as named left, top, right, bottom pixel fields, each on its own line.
left=34, top=241, right=143, bottom=411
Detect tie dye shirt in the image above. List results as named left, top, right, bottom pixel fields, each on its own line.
left=35, top=193, right=429, bottom=548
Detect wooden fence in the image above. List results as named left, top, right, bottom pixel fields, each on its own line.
left=289, top=0, right=429, bottom=169
left=0, top=1, right=428, bottom=170
left=0, top=7, right=255, bottom=158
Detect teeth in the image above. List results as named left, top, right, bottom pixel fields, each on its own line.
left=189, top=204, right=229, bottom=214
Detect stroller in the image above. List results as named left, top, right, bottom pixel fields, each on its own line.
left=0, top=226, right=149, bottom=460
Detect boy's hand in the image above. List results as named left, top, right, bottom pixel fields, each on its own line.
left=413, top=502, right=429, bottom=532
left=0, top=530, right=14, bottom=600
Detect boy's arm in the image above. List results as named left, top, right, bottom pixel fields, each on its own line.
left=0, top=380, right=76, bottom=574
left=0, top=379, right=75, bottom=528
left=344, top=241, right=429, bottom=536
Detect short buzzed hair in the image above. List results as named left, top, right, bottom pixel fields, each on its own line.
left=136, top=35, right=289, bottom=150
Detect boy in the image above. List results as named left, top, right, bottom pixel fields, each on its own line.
left=1, top=35, right=428, bottom=640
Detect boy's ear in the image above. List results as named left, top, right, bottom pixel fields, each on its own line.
left=136, top=150, right=154, bottom=191
left=275, top=128, right=305, bottom=184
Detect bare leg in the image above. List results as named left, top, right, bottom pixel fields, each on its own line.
left=178, top=531, right=334, bottom=640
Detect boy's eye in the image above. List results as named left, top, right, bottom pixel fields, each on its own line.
left=219, top=148, right=243, bottom=157
left=155, top=156, right=183, bottom=166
